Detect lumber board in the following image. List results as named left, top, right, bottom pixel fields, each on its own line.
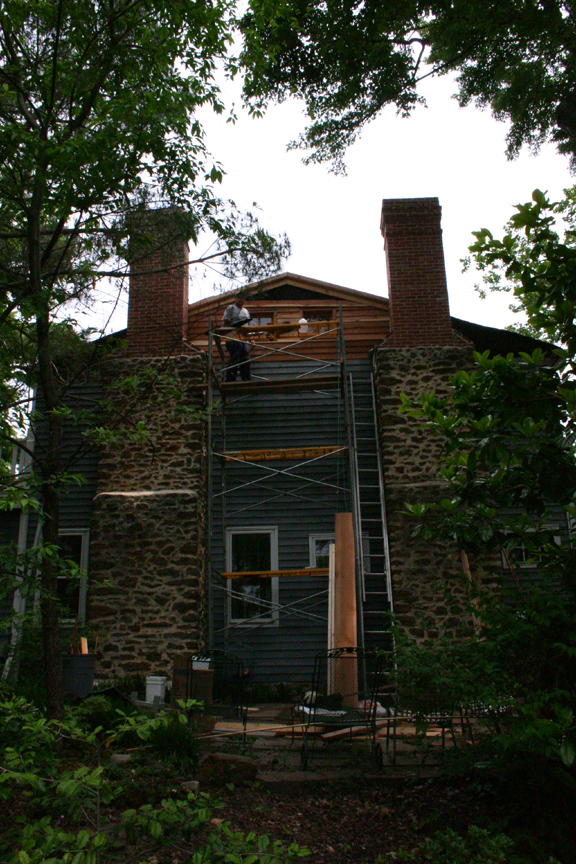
left=222, top=445, right=346, bottom=463
left=321, top=720, right=387, bottom=741
left=222, top=567, right=329, bottom=579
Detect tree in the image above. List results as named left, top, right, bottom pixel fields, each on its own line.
left=0, top=0, right=289, bottom=717
left=467, top=187, right=576, bottom=354
left=239, top=0, right=576, bottom=172
left=398, top=193, right=576, bottom=800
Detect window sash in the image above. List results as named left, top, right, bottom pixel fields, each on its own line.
left=226, top=527, right=279, bottom=625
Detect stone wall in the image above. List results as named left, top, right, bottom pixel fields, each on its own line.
left=374, top=345, right=474, bottom=641
left=88, top=355, right=207, bottom=677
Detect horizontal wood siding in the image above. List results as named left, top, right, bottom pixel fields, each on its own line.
left=25, top=380, right=102, bottom=544
left=500, top=505, right=572, bottom=595
left=188, top=296, right=389, bottom=362
left=210, top=359, right=371, bottom=682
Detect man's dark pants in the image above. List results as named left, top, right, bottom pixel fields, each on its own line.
left=226, top=340, right=251, bottom=381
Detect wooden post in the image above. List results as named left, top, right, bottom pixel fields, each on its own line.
left=333, top=513, right=358, bottom=707
left=327, top=542, right=336, bottom=693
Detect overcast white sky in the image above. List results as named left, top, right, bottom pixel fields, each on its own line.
left=91, top=71, right=575, bottom=334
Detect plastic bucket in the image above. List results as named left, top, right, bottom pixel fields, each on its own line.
left=145, top=675, right=167, bottom=704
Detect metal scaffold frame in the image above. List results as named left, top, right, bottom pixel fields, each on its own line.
left=205, top=308, right=353, bottom=651
left=204, top=307, right=393, bottom=659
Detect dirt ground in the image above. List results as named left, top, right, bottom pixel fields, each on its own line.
left=213, top=776, right=495, bottom=863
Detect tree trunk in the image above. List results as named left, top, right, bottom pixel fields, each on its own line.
left=30, top=173, right=65, bottom=718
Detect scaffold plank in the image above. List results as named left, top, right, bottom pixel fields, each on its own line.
left=222, top=568, right=329, bottom=579
left=222, top=445, right=346, bottom=462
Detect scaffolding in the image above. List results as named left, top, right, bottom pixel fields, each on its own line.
left=204, top=308, right=393, bottom=664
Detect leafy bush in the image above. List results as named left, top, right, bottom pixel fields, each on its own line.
left=71, top=695, right=122, bottom=732
left=397, top=825, right=513, bottom=863
left=148, top=711, right=199, bottom=770
left=0, top=693, right=311, bottom=864
left=192, top=824, right=311, bottom=862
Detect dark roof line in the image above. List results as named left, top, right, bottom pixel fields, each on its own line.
left=451, top=317, right=555, bottom=357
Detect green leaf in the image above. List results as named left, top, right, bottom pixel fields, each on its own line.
left=560, top=738, right=575, bottom=767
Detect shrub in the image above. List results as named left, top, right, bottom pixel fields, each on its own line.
left=148, top=712, right=199, bottom=771
left=397, top=825, right=514, bottom=863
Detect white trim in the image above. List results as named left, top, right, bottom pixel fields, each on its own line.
left=226, top=526, right=279, bottom=626
left=310, top=532, right=370, bottom=571
left=58, top=529, right=90, bottom=623
left=309, top=533, right=334, bottom=568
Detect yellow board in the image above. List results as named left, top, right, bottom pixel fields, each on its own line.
left=223, top=445, right=345, bottom=462
left=222, top=568, right=329, bottom=579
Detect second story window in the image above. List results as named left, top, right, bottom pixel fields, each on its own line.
left=250, top=313, right=274, bottom=326
left=304, top=309, right=332, bottom=323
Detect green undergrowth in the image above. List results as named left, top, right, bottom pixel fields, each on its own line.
left=0, top=692, right=310, bottom=864
left=2, top=689, right=576, bottom=863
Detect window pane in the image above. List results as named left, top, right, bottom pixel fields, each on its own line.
left=57, top=535, right=83, bottom=618
left=305, top=309, right=332, bottom=322
left=315, top=539, right=331, bottom=568
left=230, top=533, right=272, bottom=620
left=231, top=533, right=270, bottom=572
left=230, top=575, right=272, bottom=620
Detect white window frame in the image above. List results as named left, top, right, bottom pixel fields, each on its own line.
left=309, top=532, right=370, bottom=571
left=58, top=529, right=90, bottom=623
left=309, top=534, right=334, bottom=568
left=226, top=526, right=279, bottom=626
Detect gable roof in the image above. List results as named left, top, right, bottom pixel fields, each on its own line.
left=187, top=272, right=389, bottom=314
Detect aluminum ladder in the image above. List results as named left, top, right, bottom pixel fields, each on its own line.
left=349, top=370, right=393, bottom=652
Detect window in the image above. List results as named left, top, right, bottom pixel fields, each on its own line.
left=501, top=524, right=561, bottom=570
left=227, top=527, right=278, bottom=625
left=309, top=533, right=371, bottom=571
left=304, top=309, right=333, bottom=322
left=57, top=530, right=89, bottom=622
left=300, top=309, right=333, bottom=334
left=309, top=535, right=333, bottom=569
left=250, top=313, right=273, bottom=326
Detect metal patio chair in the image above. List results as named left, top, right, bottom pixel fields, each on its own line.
left=293, top=646, right=390, bottom=770
left=385, top=688, right=458, bottom=765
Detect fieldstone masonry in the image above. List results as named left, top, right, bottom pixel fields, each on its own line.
left=88, top=355, right=207, bottom=676
left=374, top=345, right=475, bottom=641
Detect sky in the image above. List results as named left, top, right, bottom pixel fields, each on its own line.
left=90, top=71, right=575, bottom=335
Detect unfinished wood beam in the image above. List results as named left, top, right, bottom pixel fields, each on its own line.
left=321, top=720, right=387, bottom=741
left=333, top=513, right=358, bottom=708
left=222, top=445, right=346, bottom=463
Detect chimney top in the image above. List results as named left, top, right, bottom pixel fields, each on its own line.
left=381, top=197, right=454, bottom=348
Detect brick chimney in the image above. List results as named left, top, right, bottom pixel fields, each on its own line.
left=380, top=198, right=454, bottom=347
left=127, top=209, right=189, bottom=356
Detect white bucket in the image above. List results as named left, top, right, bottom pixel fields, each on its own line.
left=145, top=675, right=167, bottom=703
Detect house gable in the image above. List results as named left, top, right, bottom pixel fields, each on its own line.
left=186, top=272, right=390, bottom=360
